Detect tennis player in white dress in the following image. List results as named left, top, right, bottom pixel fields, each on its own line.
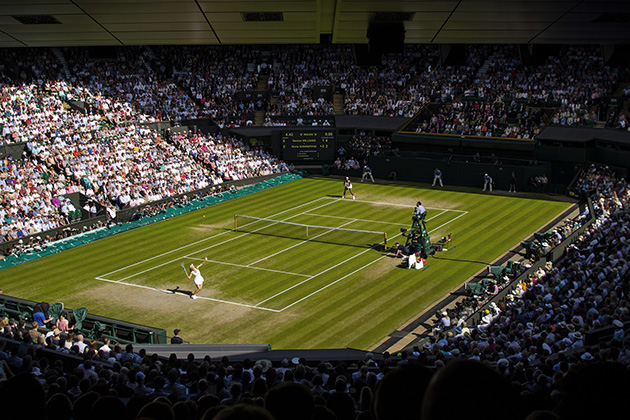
left=187, top=257, right=208, bottom=299
left=343, top=177, right=355, bottom=200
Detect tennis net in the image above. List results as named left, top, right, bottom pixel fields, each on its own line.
left=234, top=214, right=387, bottom=249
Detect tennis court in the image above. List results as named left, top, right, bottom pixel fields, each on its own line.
left=2, top=177, right=572, bottom=348
left=95, top=196, right=467, bottom=312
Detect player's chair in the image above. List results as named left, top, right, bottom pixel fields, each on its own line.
left=87, top=320, right=107, bottom=340
left=49, top=302, right=64, bottom=322
left=489, top=265, right=508, bottom=279
left=534, top=232, right=547, bottom=242
left=507, top=261, right=522, bottom=276
left=72, top=307, right=89, bottom=331
left=521, top=241, right=539, bottom=258
left=465, top=282, right=486, bottom=297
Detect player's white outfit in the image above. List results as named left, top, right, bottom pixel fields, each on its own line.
left=483, top=174, right=493, bottom=192
left=432, top=169, right=443, bottom=187
left=192, top=268, right=204, bottom=285
left=343, top=179, right=355, bottom=199
left=408, top=253, right=424, bottom=270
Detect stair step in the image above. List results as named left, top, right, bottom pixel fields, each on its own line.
left=52, top=47, right=71, bottom=79
left=333, top=93, right=344, bottom=114
left=254, top=110, right=266, bottom=126
left=257, top=75, right=269, bottom=91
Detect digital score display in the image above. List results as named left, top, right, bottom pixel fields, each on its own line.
left=281, top=130, right=336, bottom=161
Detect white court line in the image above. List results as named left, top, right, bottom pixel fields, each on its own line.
left=279, top=255, right=386, bottom=312
left=104, top=198, right=339, bottom=283
left=95, top=277, right=279, bottom=312
left=101, top=196, right=329, bottom=278
left=253, top=232, right=402, bottom=307
left=188, top=257, right=311, bottom=278
left=255, top=209, right=468, bottom=310
left=252, top=210, right=450, bottom=306
left=96, top=197, right=340, bottom=312
left=325, top=196, right=467, bottom=212
left=303, top=212, right=406, bottom=227
left=98, top=194, right=468, bottom=312
left=247, top=219, right=357, bottom=267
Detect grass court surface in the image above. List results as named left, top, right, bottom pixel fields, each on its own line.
left=1, top=177, right=571, bottom=349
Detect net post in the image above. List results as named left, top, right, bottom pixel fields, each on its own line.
left=384, top=232, right=387, bottom=248
left=234, top=214, right=238, bottom=231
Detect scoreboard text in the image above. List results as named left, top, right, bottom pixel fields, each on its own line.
left=281, top=130, right=335, bottom=161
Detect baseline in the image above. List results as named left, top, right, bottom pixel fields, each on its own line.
left=324, top=196, right=467, bottom=212
left=302, top=213, right=405, bottom=227
left=95, top=277, right=280, bottom=312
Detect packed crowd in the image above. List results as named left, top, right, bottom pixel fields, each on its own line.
left=0, top=120, right=288, bottom=249
left=0, top=54, right=290, bottom=253
left=445, top=215, right=588, bottom=326
left=169, top=132, right=289, bottom=181
left=332, top=134, right=392, bottom=172
left=413, top=164, right=630, bottom=414
left=66, top=46, right=201, bottom=121
left=0, top=150, right=84, bottom=245
left=0, top=81, right=94, bottom=145
left=162, top=43, right=464, bottom=121
left=264, top=45, right=343, bottom=116
left=0, top=47, right=65, bottom=85
left=159, top=45, right=260, bottom=127
left=1, top=44, right=625, bottom=134
left=409, top=45, right=621, bottom=138
left=413, top=100, right=548, bottom=139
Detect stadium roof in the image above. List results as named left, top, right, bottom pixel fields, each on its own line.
left=0, top=0, right=629, bottom=47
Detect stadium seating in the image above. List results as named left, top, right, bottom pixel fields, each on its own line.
left=0, top=42, right=629, bottom=419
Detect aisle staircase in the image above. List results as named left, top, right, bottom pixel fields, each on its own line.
left=253, top=74, right=269, bottom=126
left=52, top=48, right=71, bottom=79
left=333, top=93, right=344, bottom=115
left=613, top=82, right=630, bottom=120
left=257, top=74, right=268, bottom=91
left=143, top=46, right=158, bottom=73
left=475, top=53, right=496, bottom=78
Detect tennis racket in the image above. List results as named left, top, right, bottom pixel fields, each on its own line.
left=180, top=261, right=188, bottom=276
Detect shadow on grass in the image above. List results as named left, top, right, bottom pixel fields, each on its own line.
left=431, top=255, right=489, bottom=265
left=166, top=286, right=193, bottom=297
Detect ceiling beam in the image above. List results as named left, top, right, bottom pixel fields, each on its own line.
left=70, top=0, right=123, bottom=45
left=194, top=0, right=221, bottom=44
left=431, top=0, right=462, bottom=43
left=528, top=0, right=585, bottom=44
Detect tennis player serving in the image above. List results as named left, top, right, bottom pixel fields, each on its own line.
left=187, top=257, right=208, bottom=299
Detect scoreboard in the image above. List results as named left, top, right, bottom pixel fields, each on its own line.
left=281, top=130, right=336, bottom=161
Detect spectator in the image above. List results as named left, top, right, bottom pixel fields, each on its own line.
left=171, top=329, right=184, bottom=344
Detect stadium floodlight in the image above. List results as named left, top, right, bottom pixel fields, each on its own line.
left=234, top=214, right=387, bottom=249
